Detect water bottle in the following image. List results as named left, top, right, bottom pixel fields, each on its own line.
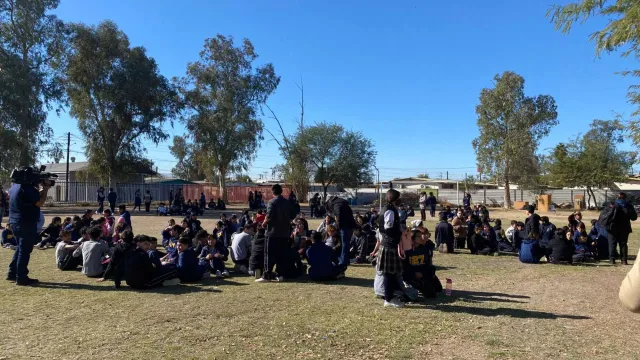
left=445, top=278, right=452, bottom=296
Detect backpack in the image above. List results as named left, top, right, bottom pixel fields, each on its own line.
left=598, top=204, right=617, bottom=231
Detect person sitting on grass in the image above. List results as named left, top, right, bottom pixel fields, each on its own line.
left=1, top=224, right=16, bottom=250
left=276, top=238, right=307, bottom=279
left=255, top=209, right=266, bottom=224
left=513, top=222, right=527, bottom=253
left=192, top=229, right=209, bottom=254
left=480, top=222, right=498, bottom=254
left=471, top=225, right=487, bottom=255
left=55, top=230, right=81, bottom=270
left=161, top=219, right=176, bottom=247
left=147, top=237, right=165, bottom=267
left=208, top=199, right=216, bottom=210
left=307, top=231, right=342, bottom=281
left=350, top=225, right=369, bottom=264
left=73, top=226, right=110, bottom=278
left=435, top=213, right=455, bottom=253
left=161, top=225, right=183, bottom=266
left=217, top=197, right=226, bottom=210
left=402, top=228, right=442, bottom=298
left=176, top=237, right=211, bottom=282
left=124, top=235, right=180, bottom=290
left=231, top=224, right=254, bottom=274
left=323, top=224, right=342, bottom=261
left=37, top=216, right=62, bottom=249
left=199, top=234, right=230, bottom=278
left=316, top=214, right=335, bottom=234
left=519, top=230, right=543, bottom=264
left=548, top=227, right=574, bottom=264
left=212, top=220, right=227, bottom=248
left=572, top=222, right=595, bottom=263
left=249, top=226, right=266, bottom=278
left=157, top=203, right=168, bottom=216
left=99, top=230, right=136, bottom=288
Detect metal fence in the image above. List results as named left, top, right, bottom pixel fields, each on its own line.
left=47, top=181, right=291, bottom=205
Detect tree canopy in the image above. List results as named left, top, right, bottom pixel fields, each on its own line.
left=176, top=35, right=279, bottom=200
left=472, top=71, right=558, bottom=208
left=60, top=21, right=178, bottom=185
left=0, top=0, right=66, bottom=177
left=545, top=119, right=635, bottom=207
left=168, top=135, right=206, bottom=181
left=548, top=0, right=640, bottom=147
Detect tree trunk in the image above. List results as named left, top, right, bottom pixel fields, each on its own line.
left=586, top=186, right=592, bottom=210
left=323, top=183, right=328, bottom=202
left=587, top=187, right=599, bottom=209
left=503, top=175, right=512, bottom=209
left=218, top=168, right=227, bottom=202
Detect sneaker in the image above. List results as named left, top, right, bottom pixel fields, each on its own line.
left=336, top=271, right=346, bottom=279
left=202, top=271, right=212, bottom=279
left=16, top=277, right=39, bottom=286
left=248, top=270, right=255, bottom=276
left=383, top=298, right=405, bottom=308
left=162, top=278, right=181, bottom=286
left=239, top=265, right=249, bottom=274
left=255, top=277, right=270, bottom=283
left=222, top=270, right=230, bottom=277
left=276, top=276, right=284, bottom=282
left=215, top=270, right=222, bottom=278
left=37, top=245, right=46, bottom=250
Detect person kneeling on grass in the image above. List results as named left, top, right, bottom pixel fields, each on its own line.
left=73, top=226, right=110, bottom=278
left=55, top=230, right=81, bottom=270
left=519, top=230, right=543, bottom=264
left=99, top=230, right=136, bottom=288
left=403, top=228, right=442, bottom=298
left=177, top=237, right=211, bottom=282
left=124, top=235, right=180, bottom=289
left=548, top=227, right=574, bottom=264
left=199, top=234, right=230, bottom=278
left=307, top=231, right=343, bottom=281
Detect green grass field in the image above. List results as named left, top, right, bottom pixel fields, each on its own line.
left=0, top=207, right=639, bottom=359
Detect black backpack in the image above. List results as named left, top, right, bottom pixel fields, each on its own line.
left=598, top=204, right=617, bottom=231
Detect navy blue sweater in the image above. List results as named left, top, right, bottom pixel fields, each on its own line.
left=306, top=242, right=335, bottom=279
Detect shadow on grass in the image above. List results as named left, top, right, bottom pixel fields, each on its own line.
left=204, top=278, right=249, bottom=286
left=37, top=281, right=222, bottom=294
left=415, top=303, right=591, bottom=320
left=433, top=290, right=530, bottom=304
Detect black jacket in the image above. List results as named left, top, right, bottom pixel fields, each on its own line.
left=266, top=195, right=295, bottom=238
left=435, top=221, right=454, bottom=245
left=250, top=233, right=266, bottom=270
left=525, top=214, right=541, bottom=237
left=326, top=196, right=356, bottom=230
left=124, top=248, right=156, bottom=289
left=549, top=234, right=574, bottom=262
left=103, top=242, right=135, bottom=281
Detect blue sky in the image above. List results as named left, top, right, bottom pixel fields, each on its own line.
left=47, top=0, right=637, bottom=181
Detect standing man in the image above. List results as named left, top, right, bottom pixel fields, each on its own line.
left=463, top=192, right=472, bottom=210
left=7, top=167, right=51, bottom=286
left=419, top=192, right=427, bottom=221
left=325, top=195, right=356, bottom=270
left=256, top=184, right=295, bottom=283
left=169, top=188, right=174, bottom=206
left=199, top=192, right=206, bottom=212
left=144, top=190, right=153, bottom=213
left=0, top=184, right=6, bottom=228
left=603, top=192, right=638, bottom=265
left=96, top=186, right=105, bottom=214
left=427, top=192, right=437, bottom=218
left=107, top=188, right=117, bottom=212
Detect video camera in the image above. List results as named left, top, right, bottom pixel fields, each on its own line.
left=10, top=166, right=58, bottom=186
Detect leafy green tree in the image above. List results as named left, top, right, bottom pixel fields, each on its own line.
left=472, top=71, right=558, bottom=208
left=60, top=21, right=178, bottom=186
left=176, top=35, right=279, bottom=200
left=546, top=120, right=635, bottom=207
left=0, top=0, right=66, bottom=177
left=168, top=135, right=205, bottom=181
left=416, top=173, right=429, bottom=179
left=234, top=174, right=253, bottom=183
left=548, top=1, right=640, bottom=147
left=299, top=121, right=376, bottom=199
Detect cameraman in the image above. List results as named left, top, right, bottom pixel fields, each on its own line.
left=6, top=170, right=51, bottom=286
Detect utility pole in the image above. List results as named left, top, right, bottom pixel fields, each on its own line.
left=446, top=171, right=449, bottom=180
left=65, top=132, right=70, bottom=202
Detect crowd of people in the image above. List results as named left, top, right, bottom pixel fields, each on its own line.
left=2, top=178, right=638, bottom=309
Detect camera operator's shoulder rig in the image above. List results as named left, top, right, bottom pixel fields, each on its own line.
left=10, top=166, right=58, bottom=186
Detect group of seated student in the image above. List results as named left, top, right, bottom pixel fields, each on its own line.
left=402, top=224, right=442, bottom=298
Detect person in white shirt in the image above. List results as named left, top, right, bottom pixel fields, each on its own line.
left=231, top=224, right=255, bottom=274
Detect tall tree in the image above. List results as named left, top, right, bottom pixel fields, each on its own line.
left=472, top=71, right=558, bottom=208
left=168, top=135, right=205, bottom=181
left=299, top=121, right=376, bottom=199
left=546, top=120, right=635, bottom=207
left=176, top=35, right=279, bottom=200
left=60, top=21, right=178, bottom=186
left=548, top=1, right=640, bottom=147
left=0, top=0, right=66, bottom=177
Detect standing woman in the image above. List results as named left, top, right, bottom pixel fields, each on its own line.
left=372, top=189, right=406, bottom=308
left=427, top=192, right=437, bottom=218
left=144, top=190, right=153, bottom=213
left=419, top=192, right=427, bottom=221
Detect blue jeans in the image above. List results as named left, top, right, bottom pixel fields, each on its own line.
left=339, top=228, right=353, bottom=268
left=7, top=222, right=37, bottom=281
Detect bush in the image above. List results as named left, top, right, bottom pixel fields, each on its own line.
left=400, top=192, right=419, bottom=207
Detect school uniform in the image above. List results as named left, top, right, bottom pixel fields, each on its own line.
left=1, top=228, right=16, bottom=248
left=539, top=222, right=556, bottom=259
left=249, top=233, right=265, bottom=273
left=199, top=245, right=227, bottom=273
left=435, top=220, right=455, bottom=253
left=125, top=248, right=179, bottom=289
left=549, top=235, right=574, bottom=264
left=307, top=242, right=339, bottom=281
left=402, top=242, right=441, bottom=297
left=103, top=241, right=135, bottom=287
left=376, top=204, right=405, bottom=301
left=177, top=248, right=208, bottom=282
left=519, top=239, right=543, bottom=264
left=38, top=223, right=61, bottom=247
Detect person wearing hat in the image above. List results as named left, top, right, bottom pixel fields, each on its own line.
left=524, top=205, right=540, bottom=239
left=435, top=212, right=455, bottom=253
